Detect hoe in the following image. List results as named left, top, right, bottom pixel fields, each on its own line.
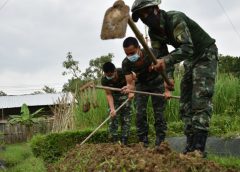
left=101, top=0, right=173, bottom=88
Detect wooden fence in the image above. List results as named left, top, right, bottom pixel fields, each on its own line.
left=1, top=119, right=53, bottom=144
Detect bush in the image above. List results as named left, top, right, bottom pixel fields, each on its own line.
left=30, top=129, right=139, bottom=163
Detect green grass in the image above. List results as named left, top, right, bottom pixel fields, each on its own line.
left=213, top=73, right=240, bottom=115
left=73, top=73, right=240, bottom=138
left=208, top=155, right=240, bottom=170
left=6, top=157, right=46, bottom=172
left=0, top=143, right=46, bottom=172
left=0, top=144, right=31, bottom=167
left=75, top=90, right=109, bottom=129
left=210, top=114, right=240, bottom=138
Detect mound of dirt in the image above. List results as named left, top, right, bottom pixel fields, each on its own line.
left=48, top=142, right=238, bottom=172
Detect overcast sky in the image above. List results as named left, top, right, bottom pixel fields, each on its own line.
left=0, top=0, right=239, bottom=95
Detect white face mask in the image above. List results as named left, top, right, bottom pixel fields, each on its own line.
left=106, top=75, right=115, bottom=80
left=127, top=53, right=140, bottom=62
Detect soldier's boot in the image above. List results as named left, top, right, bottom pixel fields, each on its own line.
left=182, top=134, right=194, bottom=154
left=139, top=135, right=149, bottom=148
left=155, top=135, right=165, bottom=147
left=192, top=131, right=208, bottom=158
left=121, top=137, right=128, bottom=145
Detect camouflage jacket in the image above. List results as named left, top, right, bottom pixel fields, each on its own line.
left=149, top=10, right=216, bottom=67
left=122, top=48, right=174, bottom=82
left=101, top=68, right=126, bottom=96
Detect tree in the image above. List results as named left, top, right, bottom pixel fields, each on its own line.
left=218, top=55, right=240, bottom=77
left=8, top=104, right=44, bottom=140
left=62, top=78, right=83, bottom=93
left=62, top=52, right=114, bottom=93
left=0, top=91, right=7, bottom=96
left=62, top=52, right=82, bottom=79
left=82, top=53, right=114, bottom=80
left=62, top=52, right=83, bottom=93
left=42, top=85, right=56, bottom=93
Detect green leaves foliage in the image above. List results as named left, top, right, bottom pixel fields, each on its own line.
left=8, top=103, right=44, bottom=126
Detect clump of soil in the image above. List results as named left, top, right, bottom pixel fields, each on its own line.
left=48, top=142, right=238, bottom=172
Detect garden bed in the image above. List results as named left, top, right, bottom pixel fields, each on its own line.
left=48, top=142, right=238, bottom=172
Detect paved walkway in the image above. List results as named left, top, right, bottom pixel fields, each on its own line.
left=166, top=137, right=240, bottom=157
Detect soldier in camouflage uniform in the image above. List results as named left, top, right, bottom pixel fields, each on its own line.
left=121, top=37, right=173, bottom=147
left=101, top=62, right=132, bottom=145
left=131, top=0, right=218, bottom=156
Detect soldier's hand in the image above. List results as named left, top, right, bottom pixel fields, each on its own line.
left=148, top=64, right=154, bottom=72
left=164, top=90, right=172, bottom=100
left=164, top=79, right=175, bottom=91
left=128, top=93, right=135, bottom=100
left=121, top=85, right=134, bottom=94
left=110, top=109, right=116, bottom=117
left=153, top=59, right=166, bottom=72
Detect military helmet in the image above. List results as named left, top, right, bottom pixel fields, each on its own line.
left=131, top=0, right=161, bottom=22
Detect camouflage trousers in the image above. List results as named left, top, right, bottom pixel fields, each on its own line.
left=180, top=44, right=218, bottom=135
left=135, top=76, right=167, bottom=139
left=108, top=94, right=131, bottom=138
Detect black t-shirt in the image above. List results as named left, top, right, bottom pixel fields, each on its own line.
left=122, top=49, right=160, bottom=83
left=101, top=68, right=126, bottom=95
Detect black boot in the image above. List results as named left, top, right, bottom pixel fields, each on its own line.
left=183, top=134, right=194, bottom=154
left=139, top=135, right=149, bottom=147
left=121, top=137, right=128, bottom=145
left=155, top=135, right=165, bottom=147
left=192, top=131, right=208, bottom=157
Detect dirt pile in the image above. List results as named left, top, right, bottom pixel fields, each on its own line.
left=48, top=142, right=238, bottom=172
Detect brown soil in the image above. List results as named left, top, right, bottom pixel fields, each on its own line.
left=48, top=142, right=239, bottom=172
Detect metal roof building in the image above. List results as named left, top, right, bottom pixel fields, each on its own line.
left=0, top=93, right=73, bottom=109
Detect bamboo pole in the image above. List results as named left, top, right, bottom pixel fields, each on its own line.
left=95, top=85, right=180, bottom=100
left=80, top=98, right=129, bottom=145
left=128, top=18, right=173, bottom=87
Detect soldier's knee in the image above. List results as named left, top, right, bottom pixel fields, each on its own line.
left=192, top=113, right=210, bottom=131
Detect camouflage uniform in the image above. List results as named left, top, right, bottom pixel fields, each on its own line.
left=101, top=68, right=131, bottom=140
left=122, top=49, right=173, bottom=145
left=131, top=1, right=218, bottom=154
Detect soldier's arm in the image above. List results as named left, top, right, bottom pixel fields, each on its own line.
left=123, top=74, right=135, bottom=99
left=104, top=89, right=116, bottom=116
left=151, top=47, right=175, bottom=91
left=101, top=78, right=116, bottom=116
left=163, top=18, right=194, bottom=66
left=121, top=59, right=135, bottom=99
left=152, top=48, right=175, bottom=80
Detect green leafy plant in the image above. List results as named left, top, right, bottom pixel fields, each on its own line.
left=8, top=103, right=44, bottom=140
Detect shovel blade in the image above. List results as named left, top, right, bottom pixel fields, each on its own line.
left=101, top=0, right=130, bottom=40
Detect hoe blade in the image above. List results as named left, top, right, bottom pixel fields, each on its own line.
left=101, top=0, right=130, bottom=40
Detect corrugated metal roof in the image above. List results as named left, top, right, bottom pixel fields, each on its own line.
left=0, top=93, right=73, bottom=109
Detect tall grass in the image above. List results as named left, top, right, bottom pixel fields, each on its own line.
left=74, top=73, right=240, bottom=136
left=75, top=90, right=108, bottom=129
left=213, top=73, right=240, bottom=115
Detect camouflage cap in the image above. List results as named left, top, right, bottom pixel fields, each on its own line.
left=131, top=0, right=161, bottom=22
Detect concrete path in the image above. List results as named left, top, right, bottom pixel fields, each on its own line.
left=166, top=137, right=240, bottom=157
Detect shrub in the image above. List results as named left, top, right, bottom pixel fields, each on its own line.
left=30, top=129, right=139, bottom=163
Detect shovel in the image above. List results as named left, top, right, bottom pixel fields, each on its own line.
left=101, top=0, right=173, bottom=88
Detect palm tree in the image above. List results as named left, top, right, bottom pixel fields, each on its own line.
left=8, top=103, right=44, bottom=140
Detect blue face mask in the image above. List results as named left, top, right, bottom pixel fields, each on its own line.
left=106, top=75, right=115, bottom=80
left=128, top=53, right=140, bottom=62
